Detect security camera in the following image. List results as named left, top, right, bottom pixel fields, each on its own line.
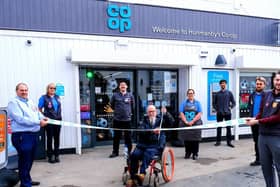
left=232, top=48, right=236, bottom=53
left=26, top=40, right=32, bottom=45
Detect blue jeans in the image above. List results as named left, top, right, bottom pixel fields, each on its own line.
left=130, top=147, right=160, bottom=179
left=12, top=132, right=38, bottom=187
left=259, top=135, right=280, bottom=187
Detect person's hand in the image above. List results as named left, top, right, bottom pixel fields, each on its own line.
left=104, top=104, right=114, bottom=113
left=153, top=128, right=160, bottom=134
left=245, top=118, right=258, bottom=126
left=188, top=121, right=194, bottom=126
left=40, top=118, right=48, bottom=127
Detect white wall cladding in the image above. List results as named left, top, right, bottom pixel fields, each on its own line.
left=112, top=0, right=280, bottom=19
left=0, top=31, right=79, bottom=150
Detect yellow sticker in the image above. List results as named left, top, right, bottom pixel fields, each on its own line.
left=0, top=114, right=6, bottom=152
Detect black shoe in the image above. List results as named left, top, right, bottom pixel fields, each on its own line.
left=55, top=156, right=60, bottom=163
left=184, top=152, right=191, bottom=159
left=48, top=157, right=55, bottom=164
left=227, top=143, right=235, bottom=148
left=250, top=160, right=261, bottom=166
left=31, top=181, right=40, bottom=186
left=109, top=152, right=119, bottom=158
left=192, top=154, right=198, bottom=160
left=214, top=142, right=221, bottom=146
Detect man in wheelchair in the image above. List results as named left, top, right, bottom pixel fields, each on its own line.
left=126, top=105, right=174, bottom=187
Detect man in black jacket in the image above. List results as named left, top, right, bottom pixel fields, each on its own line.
left=213, top=80, right=236, bottom=147
left=247, top=76, right=266, bottom=166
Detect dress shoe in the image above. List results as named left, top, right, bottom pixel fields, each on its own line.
left=48, top=157, right=55, bottom=164
left=250, top=160, right=261, bottom=166
left=227, top=143, right=235, bottom=148
left=125, top=179, right=136, bottom=187
left=184, top=152, right=191, bottom=159
left=109, top=152, right=119, bottom=158
left=31, top=181, right=40, bottom=186
left=55, top=156, right=60, bottom=163
left=135, top=173, right=145, bottom=186
left=214, top=142, right=221, bottom=146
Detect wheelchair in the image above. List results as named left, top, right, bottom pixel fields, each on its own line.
left=122, top=147, right=175, bottom=187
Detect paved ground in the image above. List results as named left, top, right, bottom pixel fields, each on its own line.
left=18, top=139, right=266, bottom=187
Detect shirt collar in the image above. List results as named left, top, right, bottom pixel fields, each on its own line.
left=16, top=96, right=28, bottom=102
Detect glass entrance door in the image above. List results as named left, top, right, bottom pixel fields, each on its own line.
left=79, top=68, right=134, bottom=148
left=79, top=68, right=178, bottom=148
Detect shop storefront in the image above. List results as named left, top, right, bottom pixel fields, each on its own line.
left=0, top=0, right=279, bottom=152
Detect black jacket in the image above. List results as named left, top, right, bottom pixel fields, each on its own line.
left=136, top=112, right=174, bottom=151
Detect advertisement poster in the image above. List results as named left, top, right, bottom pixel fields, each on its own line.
left=239, top=74, right=271, bottom=117
left=164, top=72, right=177, bottom=93
left=207, top=71, right=229, bottom=120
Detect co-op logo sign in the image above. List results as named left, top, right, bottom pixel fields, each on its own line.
left=107, top=4, right=131, bottom=33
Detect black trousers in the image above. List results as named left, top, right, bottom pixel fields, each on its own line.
left=112, top=120, right=132, bottom=154
left=184, top=140, right=199, bottom=156
left=216, top=113, right=232, bottom=143
left=251, top=125, right=259, bottom=161
left=46, top=125, right=61, bottom=158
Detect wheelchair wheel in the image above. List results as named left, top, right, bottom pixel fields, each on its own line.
left=153, top=175, right=160, bottom=187
left=161, top=147, right=175, bottom=182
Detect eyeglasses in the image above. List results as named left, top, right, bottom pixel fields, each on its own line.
left=187, top=93, right=194, bottom=95
left=148, top=110, right=156, bottom=113
left=49, top=87, right=56, bottom=90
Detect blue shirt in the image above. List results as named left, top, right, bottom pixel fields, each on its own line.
left=253, top=93, right=262, bottom=117
left=179, top=99, right=202, bottom=113
left=38, top=95, right=58, bottom=112
left=8, top=96, right=44, bottom=133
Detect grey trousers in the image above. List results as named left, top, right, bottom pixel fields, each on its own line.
left=259, top=135, right=280, bottom=187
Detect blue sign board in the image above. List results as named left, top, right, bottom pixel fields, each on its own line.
left=0, top=0, right=278, bottom=46
left=207, top=71, right=229, bottom=120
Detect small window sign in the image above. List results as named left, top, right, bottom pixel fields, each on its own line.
left=56, top=83, right=65, bottom=96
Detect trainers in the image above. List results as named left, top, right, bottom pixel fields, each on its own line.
left=184, top=152, right=191, bottom=159
left=214, top=142, right=221, bottom=146
left=250, top=160, right=261, bottom=166
left=192, top=154, right=199, bottom=160
left=109, top=152, right=119, bottom=158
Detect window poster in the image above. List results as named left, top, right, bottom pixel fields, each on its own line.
left=207, top=71, right=229, bottom=120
